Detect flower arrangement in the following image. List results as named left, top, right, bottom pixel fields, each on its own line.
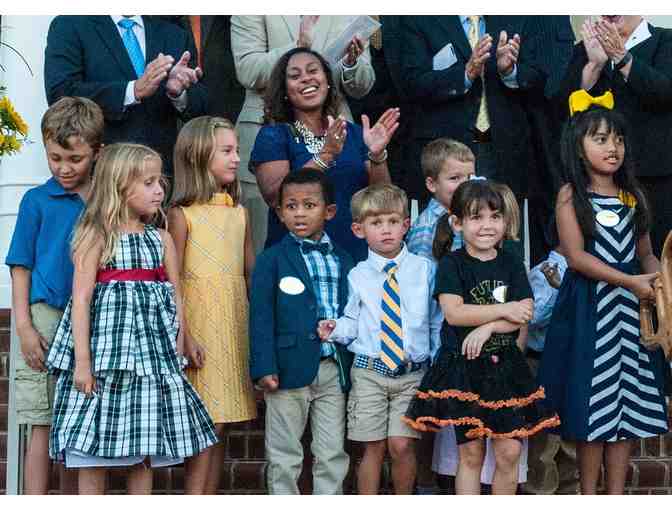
left=0, top=87, right=28, bottom=156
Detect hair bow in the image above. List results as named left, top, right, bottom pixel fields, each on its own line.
left=568, top=90, right=615, bottom=117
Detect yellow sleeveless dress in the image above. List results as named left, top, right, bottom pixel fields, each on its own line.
left=181, top=193, right=256, bottom=423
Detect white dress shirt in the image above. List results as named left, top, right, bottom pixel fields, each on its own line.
left=110, top=15, right=187, bottom=111
left=330, top=243, right=443, bottom=362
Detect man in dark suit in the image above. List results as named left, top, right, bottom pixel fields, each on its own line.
left=399, top=15, right=545, bottom=206
left=44, top=15, right=208, bottom=176
left=160, top=15, right=244, bottom=122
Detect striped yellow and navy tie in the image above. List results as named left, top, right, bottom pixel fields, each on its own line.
left=380, top=262, right=404, bottom=370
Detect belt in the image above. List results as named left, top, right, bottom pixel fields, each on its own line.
left=472, top=128, right=492, bottom=143
left=96, top=267, right=167, bottom=283
left=354, top=354, right=429, bottom=378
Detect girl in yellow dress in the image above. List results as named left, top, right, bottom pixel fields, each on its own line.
left=168, top=117, right=257, bottom=494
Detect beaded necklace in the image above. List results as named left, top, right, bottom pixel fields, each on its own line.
left=293, top=120, right=325, bottom=155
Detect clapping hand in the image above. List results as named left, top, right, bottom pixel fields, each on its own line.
left=496, top=31, right=520, bottom=76
left=134, top=53, right=174, bottom=101
left=362, top=107, right=400, bottom=157
left=166, top=51, right=202, bottom=98
left=466, top=33, right=493, bottom=81
left=344, top=36, right=365, bottom=67
left=298, top=15, right=320, bottom=48
left=581, top=19, right=608, bottom=66
left=594, top=18, right=627, bottom=62
left=320, top=115, right=348, bottom=160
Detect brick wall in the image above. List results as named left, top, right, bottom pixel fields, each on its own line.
left=1, top=308, right=671, bottom=494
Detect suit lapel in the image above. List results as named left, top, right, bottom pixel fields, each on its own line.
left=282, top=237, right=315, bottom=299
left=438, top=15, right=471, bottom=62
left=630, top=23, right=659, bottom=63
left=201, top=15, right=215, bottom=49
left=93, top=16, right=138, bottom=80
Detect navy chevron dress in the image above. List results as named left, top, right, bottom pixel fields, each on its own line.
left=539, top=193, right=668, bottom=441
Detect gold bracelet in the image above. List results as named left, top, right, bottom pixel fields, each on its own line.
left=368, top=149, right=388, bottom=164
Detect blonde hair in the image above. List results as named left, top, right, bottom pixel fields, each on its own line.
left=170, top=116, right=241, bottom=207
left=41, top=96, right=104, bottom=149
left=71, top=143, right=164, bottom=267
left=351, top=183, right=409, bottom=223
left=422, top=138, right=475, bottom=180
left=493, top=182, right=520, bottom=241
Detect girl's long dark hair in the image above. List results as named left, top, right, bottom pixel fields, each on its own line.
left=432, top=180, right=505, bottom=260
left=560, top=106, right=650, bottom=239
left=263, top=47, right=341, bottom=124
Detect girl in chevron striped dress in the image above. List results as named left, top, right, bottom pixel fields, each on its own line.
left=539, top=97, right=669, bottom=495
left=46, top=144, right=217, bottom=494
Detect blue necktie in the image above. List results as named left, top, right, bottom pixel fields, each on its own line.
left=118, top=18, right=145, bottom=78
left=380, top=262, right=404, bottom=370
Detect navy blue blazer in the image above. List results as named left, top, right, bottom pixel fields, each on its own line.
left=249, top=234, right=354, bottom=392
left=44, top=15, right=208, bottom=174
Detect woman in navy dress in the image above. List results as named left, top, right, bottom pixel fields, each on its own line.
left=539, top=95, right=668, bottom=494
left=250, top=47, right=399, bottom=261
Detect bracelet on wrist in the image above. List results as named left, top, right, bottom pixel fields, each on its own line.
left=368, top=149, right=388, bottom=164
left=312, top=154, right=334, bottom=170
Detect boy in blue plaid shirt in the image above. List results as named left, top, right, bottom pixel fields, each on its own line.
left=406, top=138, right=475, bottom=259
left=249, top=169, right=354, bottom=494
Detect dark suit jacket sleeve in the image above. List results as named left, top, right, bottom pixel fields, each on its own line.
left=514, top=17, right=547, bottom=92
left=44, top=16, right=128, bottom=116
left=627, top=28, right=672, bottom=109
left=248, top=250, right=278, bottom=382
left=399, top=16, right=471, bottom=104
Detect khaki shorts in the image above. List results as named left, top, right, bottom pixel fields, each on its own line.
left=14, top=303, right=63, bottom=425
left=347, top=366, right=424, bottom=442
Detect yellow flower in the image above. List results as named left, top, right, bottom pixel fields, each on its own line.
left=0, top=132, right=4, bottom=146
left=0, top=96, right=28, bottom=136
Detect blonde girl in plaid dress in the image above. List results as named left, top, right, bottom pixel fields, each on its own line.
left=46, top=144, right=217, bottom=494
left=168, top=117, right=256, bottom=494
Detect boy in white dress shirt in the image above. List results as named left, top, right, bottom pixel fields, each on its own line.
left=318, top=183, right=442, bottom=494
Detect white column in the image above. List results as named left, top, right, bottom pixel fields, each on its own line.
left=1, top=14, right=55, bottom=495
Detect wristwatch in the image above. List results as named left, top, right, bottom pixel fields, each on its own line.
left=614, top=51, right=633, bottom=71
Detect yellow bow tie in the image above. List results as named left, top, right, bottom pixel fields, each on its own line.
left=568, top=90, right=615, bottom=117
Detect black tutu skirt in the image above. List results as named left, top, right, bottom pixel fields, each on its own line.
left=403, top=341, right=560, bottom=441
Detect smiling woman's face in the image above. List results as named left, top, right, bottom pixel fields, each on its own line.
left=285, top=52, right=329, bottom=114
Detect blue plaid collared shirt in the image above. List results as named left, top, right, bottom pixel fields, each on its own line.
left=291, top=232, right=341, bottom=358
left=406, top=199, right=463, bottom=260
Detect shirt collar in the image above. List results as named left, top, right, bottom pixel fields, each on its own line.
left=427, top=198, right=448, bottom=218
left=367, top=243, right=408, bottom=273
left=111, top=15, right=145, bottom=30
left=291, top=231, right=333, bottom=250
left=45, top=177, right=78, bottom=197
left=625, top=18, right=651, bottom=50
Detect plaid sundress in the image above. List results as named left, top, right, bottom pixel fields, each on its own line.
left=47, top=225, right=217, bottom=461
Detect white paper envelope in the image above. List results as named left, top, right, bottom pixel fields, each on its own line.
left=433, top=43, right=457, bottom=71
left=323, top=15, right=381, bottom=65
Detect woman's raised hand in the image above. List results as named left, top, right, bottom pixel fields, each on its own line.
left=321, top=115, right=348, bottom=160
left=298, top=16, right=320, bottom=48
left=362, top=107, right=400, bottom=156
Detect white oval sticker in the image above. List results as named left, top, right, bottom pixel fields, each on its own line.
left=493, top=285, right=508, bottom=303
left=596, top=210, right=620, bottom=227
left=279, top=276, right=305, bottom=295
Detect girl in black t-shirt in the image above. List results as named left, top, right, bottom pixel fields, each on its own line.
left=402, top=180, right=560, bottom=495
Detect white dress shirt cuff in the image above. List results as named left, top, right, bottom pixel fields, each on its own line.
left=168, top=89, right=188, bottom=112
left=124, top=81, right=139, bottom=107
left=330, top=317, right=357, bottom=346
left=500, top=64, right=519, bottom=88
left=341, top=57, right=360, bottom=83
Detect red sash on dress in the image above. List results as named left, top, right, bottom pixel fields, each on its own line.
left=96, top=266, right=168, bottom=283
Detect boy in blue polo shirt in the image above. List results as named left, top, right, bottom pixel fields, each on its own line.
left=5, top=96, right=103, bottom=494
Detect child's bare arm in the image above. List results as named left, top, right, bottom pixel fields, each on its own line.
left=71, top=240, right=102, bottom=395
left=438, top=293, right=532, bottom=327
left=637, top=233, right=661, bottom=275
left=161, top=229, right=186, bottom=357
left=11, top=266, right=48, bottom=371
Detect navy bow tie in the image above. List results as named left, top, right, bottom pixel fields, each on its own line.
left=301, top=242, right=330, bottom=255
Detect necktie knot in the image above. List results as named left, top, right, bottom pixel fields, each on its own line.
left=301, top=241, right=330, bottom=256
left=118, top=18, right=136, bottom=30
left=383, top=262, right=398, bottom=276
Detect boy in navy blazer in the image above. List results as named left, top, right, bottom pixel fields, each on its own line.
left=249, top=169, right=354, bottom=494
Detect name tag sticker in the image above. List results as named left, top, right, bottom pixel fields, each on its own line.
left=596, top=210, right=620, bottom=227
left=279, top=276, right=305, bottom=295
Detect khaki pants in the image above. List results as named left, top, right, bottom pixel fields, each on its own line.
left=522, top=356, right=579, bottom=494
left=264, top=359, right=349, bottom=495
left=14, top=303, right=63, bottom=425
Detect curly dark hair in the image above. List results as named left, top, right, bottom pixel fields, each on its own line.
left=263, top=47, right=341, bottom=124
